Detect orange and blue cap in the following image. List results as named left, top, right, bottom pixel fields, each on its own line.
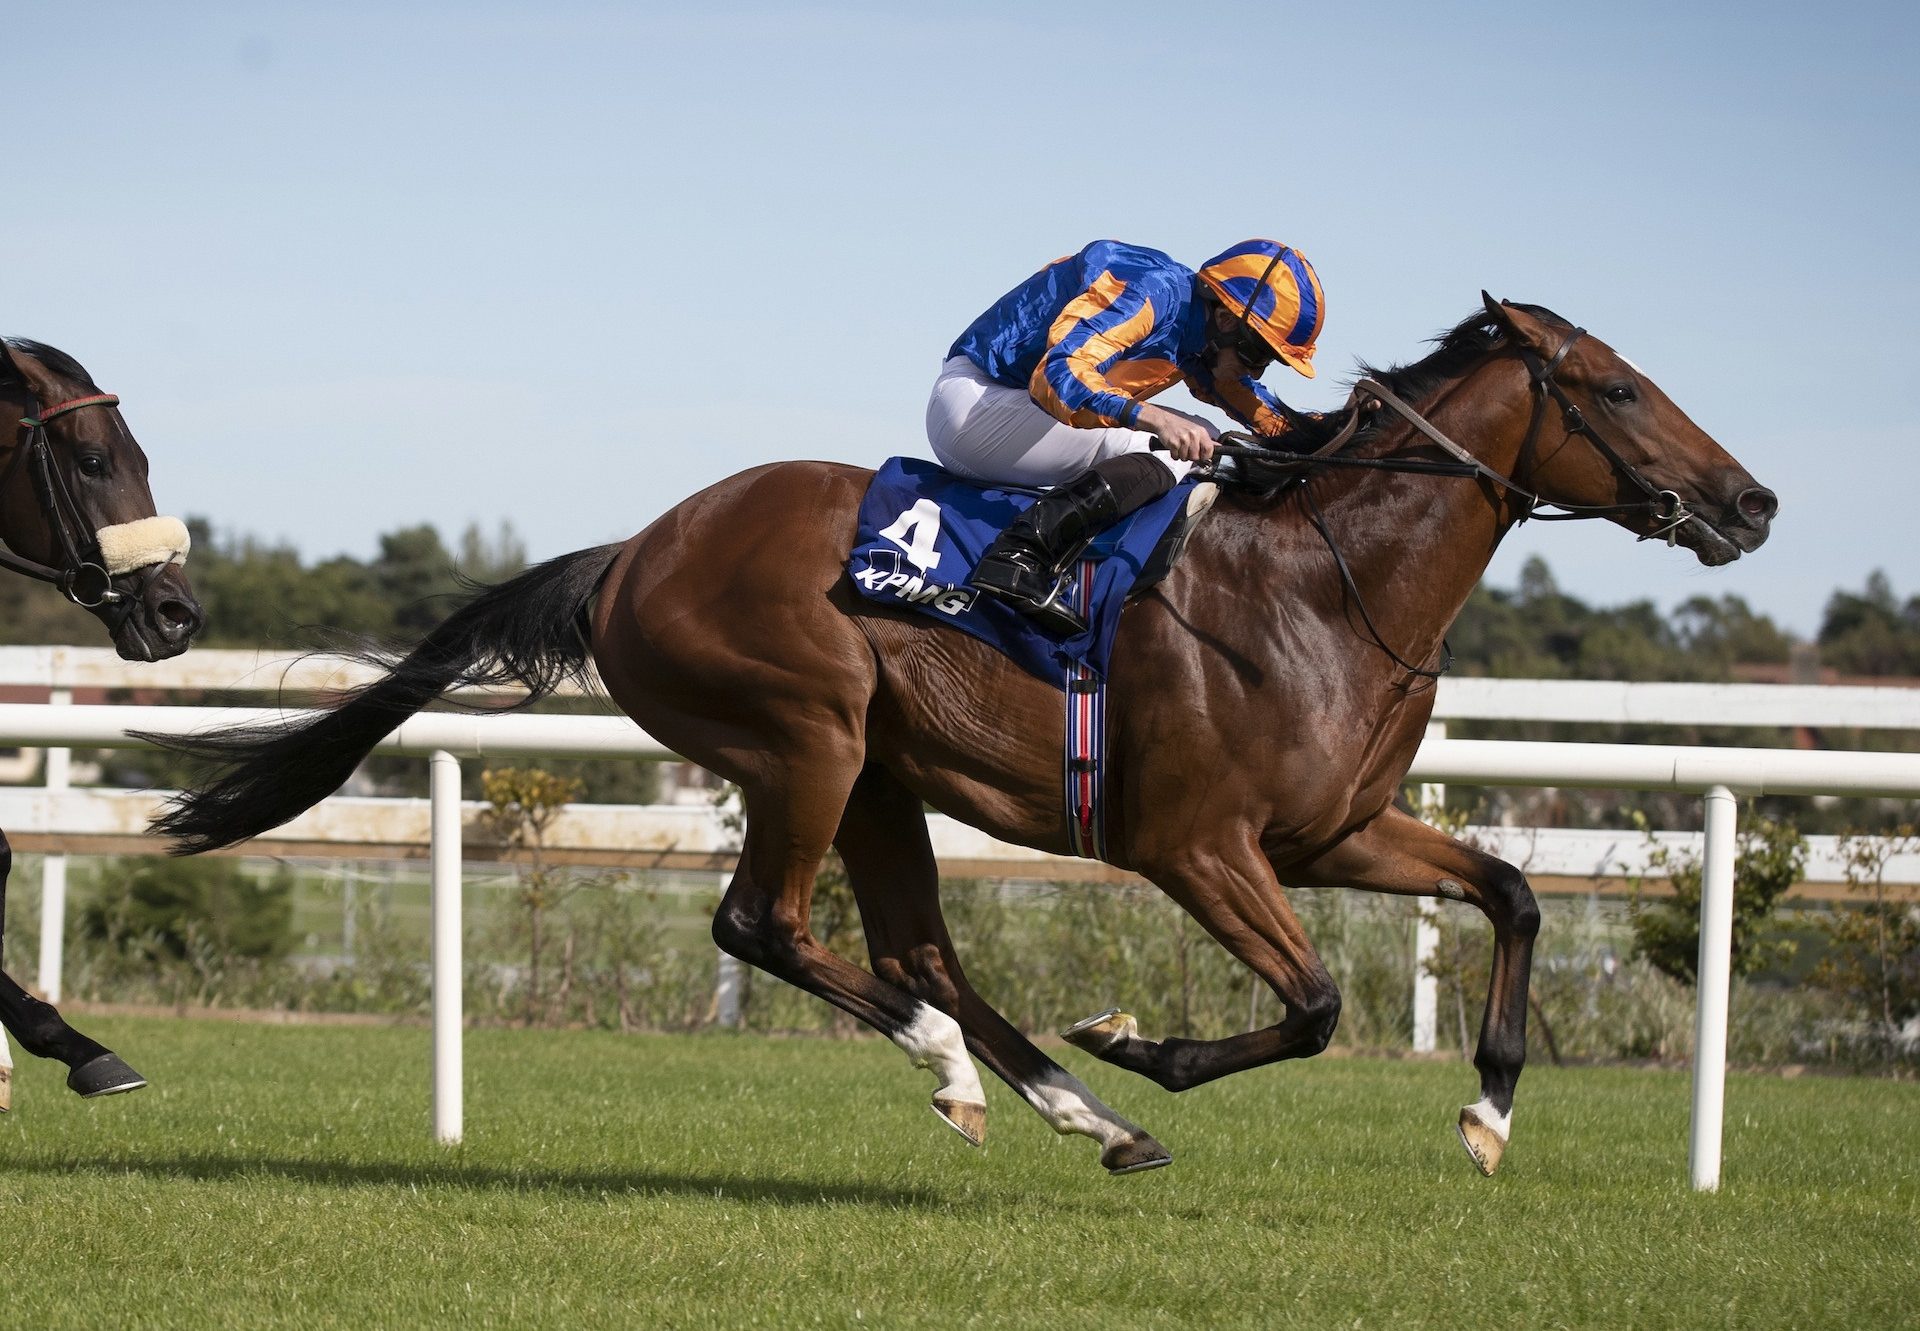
left=1196, top=239, right=1326, bottom=379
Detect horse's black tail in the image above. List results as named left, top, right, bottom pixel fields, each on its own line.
left=144, top=543, right=624, bottom=855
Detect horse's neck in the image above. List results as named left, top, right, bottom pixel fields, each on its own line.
left=1215, top=359, right=1533, bottom=674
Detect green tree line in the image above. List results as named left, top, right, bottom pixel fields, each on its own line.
left=5, top=514, right=1913, bottom=676
left=16, top=519, right=1919, bottom=679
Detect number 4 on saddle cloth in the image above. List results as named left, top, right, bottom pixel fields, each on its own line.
left=847, top=458, right=1217, bottom=860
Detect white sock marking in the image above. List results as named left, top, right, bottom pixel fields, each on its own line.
left=893, top=1005, right=985, bottom=1107
left=1020, top=1067, right=1143, bottom=1149
left=1465, top=1096, right=1512, bottom=1142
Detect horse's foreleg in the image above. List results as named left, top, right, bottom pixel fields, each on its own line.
left=0, top=970, right=144, bottom=1096
left=1062, top=837, right=1344, bottom=1093
left=0, top=828, right=145, bottom=1100
left=835, top=764, right=1169, bottom=1174
left=1289, top=805, right=1540, bottom=1176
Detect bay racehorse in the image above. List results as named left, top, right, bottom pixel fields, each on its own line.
left=0, top=338, right=204, bottom=1110
left=150, top=297, right=1773, bottom=1175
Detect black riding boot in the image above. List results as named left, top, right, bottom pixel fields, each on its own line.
left=969, top=453, right=1172, bottom=635
left=968, top=470, right=1116, bottom=634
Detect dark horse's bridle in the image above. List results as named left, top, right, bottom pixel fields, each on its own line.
left=5, top=392, right=148, bottom=610
left=1208, top=325, right=1699, bottom=679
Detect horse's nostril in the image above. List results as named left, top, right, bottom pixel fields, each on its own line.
left=1735, top=487, right=1778, bottom=525
left=157, top=598, right=204, bottom=641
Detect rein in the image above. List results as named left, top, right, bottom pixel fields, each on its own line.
left=1199, top=326, right=1696, bottom=680
left=7, top=393, right=134, bottom=608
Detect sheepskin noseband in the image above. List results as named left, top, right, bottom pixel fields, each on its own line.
left=95, top=516, right=190, bottom=574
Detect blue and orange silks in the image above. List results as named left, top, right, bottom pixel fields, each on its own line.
left=947, top=239, right=1322, bottom=438
left=1193, top=238, right=1325, bottom=380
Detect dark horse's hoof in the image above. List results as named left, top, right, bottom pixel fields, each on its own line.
left=1101, top=1132, right=1173, bottom=1175
left=67, top=1052, right=147, bottom=1099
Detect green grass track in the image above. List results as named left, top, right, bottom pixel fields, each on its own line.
left=0, top=1017, right=1913, bottom=1328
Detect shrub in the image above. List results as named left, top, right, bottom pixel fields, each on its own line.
left=1628, top=812, right=1806, bottom=985
left=80, top=856, right=294, bottom=961
left=1809, top=827, right=1920, bottom=1063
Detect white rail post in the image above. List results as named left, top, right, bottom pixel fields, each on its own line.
left=1690, top=784, right=1738, bottom=1192
left=37, top=687, right=72, bottom=1003
left=713, top=871, right=742, bottom=1028
left=1413, top=721, right=1445, bottom=1053
left=430, top=750, right=463, bottom=1144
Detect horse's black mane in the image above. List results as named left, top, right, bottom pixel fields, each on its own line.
left=1279, top=302, right=1570, bottom=453
left=1, top=339, right=99, bottom=391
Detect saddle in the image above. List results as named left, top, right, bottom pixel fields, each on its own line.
left=847, top=458, right=1218, bottom=687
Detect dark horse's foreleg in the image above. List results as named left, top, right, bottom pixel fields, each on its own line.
left=1289, top=805, right=1540, bottom=1176
left=834, top=764, right=1169, bottom=1173
left=0, top=828, right=147, bottom=1103
left=1061, top=836, right=1345, bottom=1095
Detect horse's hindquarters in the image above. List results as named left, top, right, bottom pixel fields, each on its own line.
left=589, top=461, right=882, bottom=782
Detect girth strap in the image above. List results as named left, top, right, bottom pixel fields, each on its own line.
left=1063, top=562, right=1109, bottom=860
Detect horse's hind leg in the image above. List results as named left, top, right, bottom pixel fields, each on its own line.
left=0, top=829, right=145, bottom=1102
left=712, top=751, right=999, bottom=1144
left=1287, top=806, right=1539, bottom=1176
left=835, top=764, right=1169, bottom=1174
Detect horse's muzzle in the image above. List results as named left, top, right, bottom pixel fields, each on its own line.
left=108, top=563, right=204, bottom=661
left=1719, top=483, right=1777, bottom=555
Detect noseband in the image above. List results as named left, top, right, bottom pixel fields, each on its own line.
left=6, top=392, right=185, bottom=610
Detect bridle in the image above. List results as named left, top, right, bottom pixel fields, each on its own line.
left=1219, top=326, right=1695, bottom=542
left=1205, top=323, right=1704, bottom=678
left=1446, top=328, right=1693, bottom=543
left=6, top=392, right=165, bottom=611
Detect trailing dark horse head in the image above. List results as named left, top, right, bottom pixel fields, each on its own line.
left=0, top=337, right=205, bottom=1112
left=148, top=297, right=1773, bottom=1180
left=0, top=339, right=203, bottom=660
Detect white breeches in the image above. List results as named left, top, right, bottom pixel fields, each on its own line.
left=925, top=356, right=1190, bottom=488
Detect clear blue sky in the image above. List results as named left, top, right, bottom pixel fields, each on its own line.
left=10, top=1, right=1916, bottom=633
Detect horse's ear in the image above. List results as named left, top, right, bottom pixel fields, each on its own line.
left=1493, top=301, right=1558, bottom=352
left=1480, top=291, right=1523, bottom=341
left=1482, top=294, right=1554, bottom=352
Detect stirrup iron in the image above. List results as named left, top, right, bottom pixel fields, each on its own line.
left=1029, top=569, right=1088, bottom=636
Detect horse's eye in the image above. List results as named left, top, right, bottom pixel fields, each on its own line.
left=1603, top=383, right=1637, bottom=406
left=77, top=454, right=107, bottom=478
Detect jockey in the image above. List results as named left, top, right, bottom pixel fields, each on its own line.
left=929, top=238, right=1325, bottom=633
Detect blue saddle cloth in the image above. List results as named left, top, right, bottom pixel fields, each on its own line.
left=848, top=458, right=1198, bottom=685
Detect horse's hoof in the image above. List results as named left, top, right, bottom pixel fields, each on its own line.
left=67, top=1053, right=147, bottom=1099
left=1457, top=1103, right=1509, bottom=1177
left=1062, top=1008, right=1138, bottom=1056
left=931, top=1097, right=987, bottom=1148
left=1101, top=1131, right=1172, bottom=1175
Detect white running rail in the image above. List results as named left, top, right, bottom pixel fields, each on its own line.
left=4, top=646, right=1920, bottom=730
